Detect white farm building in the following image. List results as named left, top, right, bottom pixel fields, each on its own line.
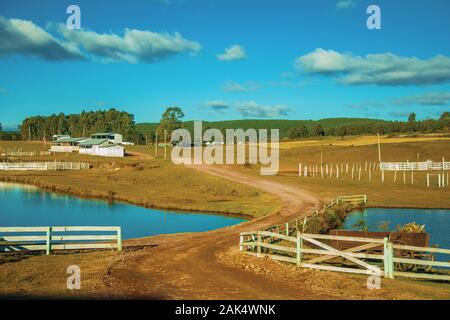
left=78, top=139, right=125, bottom=157
left=50, top=133, right=125, bottom=158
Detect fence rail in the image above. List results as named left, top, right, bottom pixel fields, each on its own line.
left=0, top=226, right=122, bottom=254
left=380, top=161, right=450, bottom=171
left=1, top=151, right=51, bottom=157
left=0, top=161, right=90, bottom=171
left=262, top=195, right=366, bottom=237
left=239, top=231, right=450, bottom=281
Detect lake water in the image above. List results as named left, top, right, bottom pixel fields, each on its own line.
left=0, top=182, right=246, bottom=239
left=341, top=207, right=450, bottom=249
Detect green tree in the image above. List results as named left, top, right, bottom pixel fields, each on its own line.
left=157, top=107, right=185, bottom=137
left=407, top=112, right=417, bottom=132
left=408, top=112, right=416, bottom=123
left=440, top=111, right=450, bottom=121
left=311, top=123, right=325, bottom=137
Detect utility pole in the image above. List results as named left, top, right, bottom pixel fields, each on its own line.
left=28, top=125, right=31, bottom=141
left=155, top=131, right=158, bottom=157
left=164, top=130, right=167, bottom=160
left=377, top=133, right=382, bottom=162
left=320, top=145, right=323, bottom=165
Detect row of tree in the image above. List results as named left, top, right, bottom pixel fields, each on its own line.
left=288, top=112, right=450, bottom=139
left=17, top=109, right=141, bottom=142
left=3, top=109, right=450, bottom=143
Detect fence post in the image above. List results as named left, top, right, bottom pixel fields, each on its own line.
left=383, top=238, right=394, bottom=279
left=46, top=227, right=52, bottom=255
left=257, top=231, right=261, bottom=257
left=239, top=234, right=243, bottom=251
left=286, top=223, right=289, bottom=236
left=296, top=231, right=302, bottom=267
left=117, top=227, right=123, bottom=252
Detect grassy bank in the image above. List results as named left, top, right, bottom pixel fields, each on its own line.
left=0, top=142, right=281, bottom=218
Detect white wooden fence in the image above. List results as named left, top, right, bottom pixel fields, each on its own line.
left=50, top=146, right=79, bottom=153
left=240, top=231, right=450, bottom=281
left=0, top=226, right=122, bottom=254
left=0, top=161, right=90, bottom=171
left=1, top=151, right=51, bottom=157
left=263, top=195, right=367, bottom=237
left=380, top=160, right=450, bottom=171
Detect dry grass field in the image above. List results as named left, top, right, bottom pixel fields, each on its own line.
left=1, top=135, right=449, bottom=299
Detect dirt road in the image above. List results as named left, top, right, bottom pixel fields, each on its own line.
left=105, top=165, right=327, bottom=299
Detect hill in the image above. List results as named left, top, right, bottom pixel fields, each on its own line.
left=136, top=118, right=389, bottom=139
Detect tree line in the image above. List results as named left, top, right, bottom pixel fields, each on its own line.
left=2, top=109, right=449, bottom=143
left=15, top=109, right=142, bottom=142
left=287, top=112, right=450, bottom=139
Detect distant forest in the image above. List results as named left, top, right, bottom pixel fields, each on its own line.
left=137, top=111, right=450, bottom=141
left=1, top=109, right=449, bottom=143
left=11, top=109, right=140, bottom=142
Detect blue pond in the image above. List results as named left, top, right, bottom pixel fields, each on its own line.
left=0, top=182, right=246, bottom=239
left=341, top=207, right=450, bottom=250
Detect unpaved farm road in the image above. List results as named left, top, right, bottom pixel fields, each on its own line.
left=106, top=165, right=329, bottom=299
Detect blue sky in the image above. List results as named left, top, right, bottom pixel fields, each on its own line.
left=1, top=0, right=450, bottom=128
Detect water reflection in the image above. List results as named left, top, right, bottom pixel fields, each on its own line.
left=0, top=182, right=246, bottom=239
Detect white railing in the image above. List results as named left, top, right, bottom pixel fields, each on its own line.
left=0, top=162, right=90, bottom=171
left=50, top=146, right=79, bottom=153
left=240, top=231, right=450, bottom=281
left=380, top=161, right=450, bottom=171
left=0, top=226, right=122, bottom=254
left=1, top=151, right=51, bottom=157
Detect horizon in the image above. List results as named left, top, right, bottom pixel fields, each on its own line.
left=3, top=112, right=449, bottom=132
left=1, top=0, right=450, bottom=128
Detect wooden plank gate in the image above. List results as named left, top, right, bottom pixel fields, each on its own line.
left=0, top=226, right=122, bottom=254
left=240, top=231, right=450, bottom=281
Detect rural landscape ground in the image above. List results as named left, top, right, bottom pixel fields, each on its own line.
left=0, top=135, right=449, bottom=299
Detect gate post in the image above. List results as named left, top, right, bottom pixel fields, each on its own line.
left=46, top=227, right=52, bottom=255
left=296, top=231, right=302, bottom=267
left=383, top=238, right=394, bottom=279
left=117, top=227, right=123, bottom=252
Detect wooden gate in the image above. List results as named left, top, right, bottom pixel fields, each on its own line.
left=240, top=231, right=450, bottom=281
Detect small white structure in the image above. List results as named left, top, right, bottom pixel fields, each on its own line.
left=50, top=137, right=86, bottom=153
left=90, top=133, right=122, bottom=144
left=78, top=139, right=124, bottom=157
left=52, top=134, right=71, bottom=141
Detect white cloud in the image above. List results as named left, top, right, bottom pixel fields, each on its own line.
left=392, top=92, right=450, bottom=106
left=222, top=81, right=259, bottom=92
left=56, top=24, right=201, bottom=63
left=0, top=15, right=201, bottom=63
left=336, top=0, right=356, bottom=9
left=236, top=101, right=290, bottom=118
left=205, top=100, right=230, bottom=112
left=295, top=48, right=450, bottom=86
left=217, top=45, right=247, bottom=61
left=0, top=16, right=83, bottom=61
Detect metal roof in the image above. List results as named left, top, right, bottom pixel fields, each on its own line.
left=78, top=138, right=108, bottom=146
left=52, top=137, right=86, bottom=143
left=91, top=133, right=115, bottom=136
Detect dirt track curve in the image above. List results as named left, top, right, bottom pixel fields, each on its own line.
left=106, top=165, right=326, bottom=299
